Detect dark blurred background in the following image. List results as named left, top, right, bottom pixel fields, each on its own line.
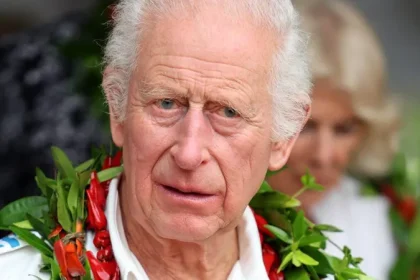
left=0, top=0, right=419, bottom=215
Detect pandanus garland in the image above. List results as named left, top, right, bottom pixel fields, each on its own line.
left=52, top=150, right=122, bottom=280
left=0, top=147, right=373, bottom=280
left=0, top=147, right=123, bottom=280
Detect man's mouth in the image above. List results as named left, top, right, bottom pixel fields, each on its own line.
left=162, top=185, right=213, bottom=197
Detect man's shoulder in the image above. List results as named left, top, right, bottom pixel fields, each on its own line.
left=0, top=233, right=48, bottom=279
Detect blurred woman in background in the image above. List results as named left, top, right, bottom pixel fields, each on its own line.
left=268, top=0, right=400, bottom=278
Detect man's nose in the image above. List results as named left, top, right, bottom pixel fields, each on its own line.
left=312, top=130, right=335, bottom=167
left=170, top=108, right=211, bottom=170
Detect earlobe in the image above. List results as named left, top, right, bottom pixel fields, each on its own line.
left=110, top=118, right=124, bottom=148
left=268, top=136, right=298, bottom=171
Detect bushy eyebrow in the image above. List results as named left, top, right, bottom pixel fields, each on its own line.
left=137, top=81, right=189, bottom=102
left=137, top=81, right=257, bottom=119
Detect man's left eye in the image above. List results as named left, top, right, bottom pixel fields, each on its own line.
left=157, top=99, right=175, bottom=110
left=222, top=107, right=239, bottom=118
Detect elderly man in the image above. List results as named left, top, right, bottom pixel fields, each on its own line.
left=0, top=0, right=311, bottom=279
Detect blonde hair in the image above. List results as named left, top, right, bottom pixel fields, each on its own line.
left=294, top=0, right=400, bottom=177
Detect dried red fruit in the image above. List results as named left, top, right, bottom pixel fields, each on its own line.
left=94, top=230, right=111, bottom=249
left=86, top=190, right=107, bottom=231
left=97, top=246, right=114, bottom=262
left=398, top=197, right=417, bottom=224
left=87, top=251, right=117, bottom=280
left=262, top=243, right=277, bottom=274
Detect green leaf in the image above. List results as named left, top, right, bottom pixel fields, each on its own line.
left=279, top=251, right=293, bottom=271
left=292, top=253, right=302, bottom=267
left=250, top=192, right=301, bottom=209
left=388, top=207, right=409, bottom=247
left=341, top=268, right=368, bottom=279
left=306, top=183, right=324, bottom=192
left=46, top=178, right=57, bottom=188
left=389, top=253, right=413, bottom=280
left=35, top=168, right=48, bottom=196
left=51, top=146, right=77, bottom=181
left=313, top=224, right=343, bottom=233
left=67, top=181, right=79, bottom=221
left=306, top=266, right=321, bottom=280
left=77, top=196, right=85, bottom=221
left=9, top=226, right=53, bottom=257
left=408, top=204, right=420, bottom=254
left=265, top=225, right=292, bottom=244
left=56, top=182, right=73, bottom=232
left=300, top=171, right=324, bottom=191
left=95, top=166, right=123, bottom=183
left=265, top=211, right=293, bottom=232
left=27, top=214, right=51, bottom=243
left=326, top=255, right=347, bottom=273
left=293, top=211, right=308, bottom=240
left=49, top=194, right=58, bottom=222
left=49, top=256, right=61, bottom=280
left=75, top=158, right=95, bottom=173
left=299, top=233, right=327, bottom=247
left=284, top=268, right=311, bottom=280
left=301, top=171, right=315, bottom=186
left=0, top=196, right=48, bottom=229
left=301, top=247, right=335, bottom=275
left=258, top=181, right=274, bottom=194
left=42, top=211, right=56, bottom=231
left=295, top=250, right=319, bottom=266
left=13, top=220, right=33, bottom=229
left=83, top=258, right=93, bottom=280
left=283, top=198, right=302, bottom=208
left=78, top=170, right=92, bottom=189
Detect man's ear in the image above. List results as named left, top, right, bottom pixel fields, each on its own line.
left=268, top=136, right=299, bottom=171
left=268, top=105, right=311, bottom=170
left=103, top=66, right=124, bottom=147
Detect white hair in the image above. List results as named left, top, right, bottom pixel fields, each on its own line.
left=103, top=0, right=311, bottom=141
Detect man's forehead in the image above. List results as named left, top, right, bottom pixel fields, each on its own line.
left=139, top=6, right=277, bottom=74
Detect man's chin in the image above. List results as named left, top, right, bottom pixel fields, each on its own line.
left=151, top=214, right=221, bottom=242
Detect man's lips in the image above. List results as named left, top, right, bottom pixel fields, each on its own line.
left=161, top=184, right=214, bottom=196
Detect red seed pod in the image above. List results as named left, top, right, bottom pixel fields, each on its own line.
left=97, top=246, right=114, bottom=262
left=262, top=243, right=277, bottom=274
left=269, top=270, right=284, bottom=280
left=93, top=230, right=111, bottom=249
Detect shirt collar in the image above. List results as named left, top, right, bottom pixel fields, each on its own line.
left=105, top=178, right=268, bottom=280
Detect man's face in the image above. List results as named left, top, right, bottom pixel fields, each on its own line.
left=110, top=7, right=295, bottom=241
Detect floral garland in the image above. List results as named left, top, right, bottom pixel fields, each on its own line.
left=0, top=147, right=373, bottom=280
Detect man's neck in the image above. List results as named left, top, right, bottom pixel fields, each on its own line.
left=120, top=191, right=239, bottom=280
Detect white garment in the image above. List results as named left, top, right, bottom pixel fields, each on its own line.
left=311, top=176, right=397, bottom=280
left=0, top=178, right=268, bottom=280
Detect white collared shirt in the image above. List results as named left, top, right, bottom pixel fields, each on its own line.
left=311, top=176, right=397, bottom=280
left=0, top=178, right=268, bottom=280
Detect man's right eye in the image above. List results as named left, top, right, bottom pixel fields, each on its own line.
left=157, top=99, right=175, bottom=110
